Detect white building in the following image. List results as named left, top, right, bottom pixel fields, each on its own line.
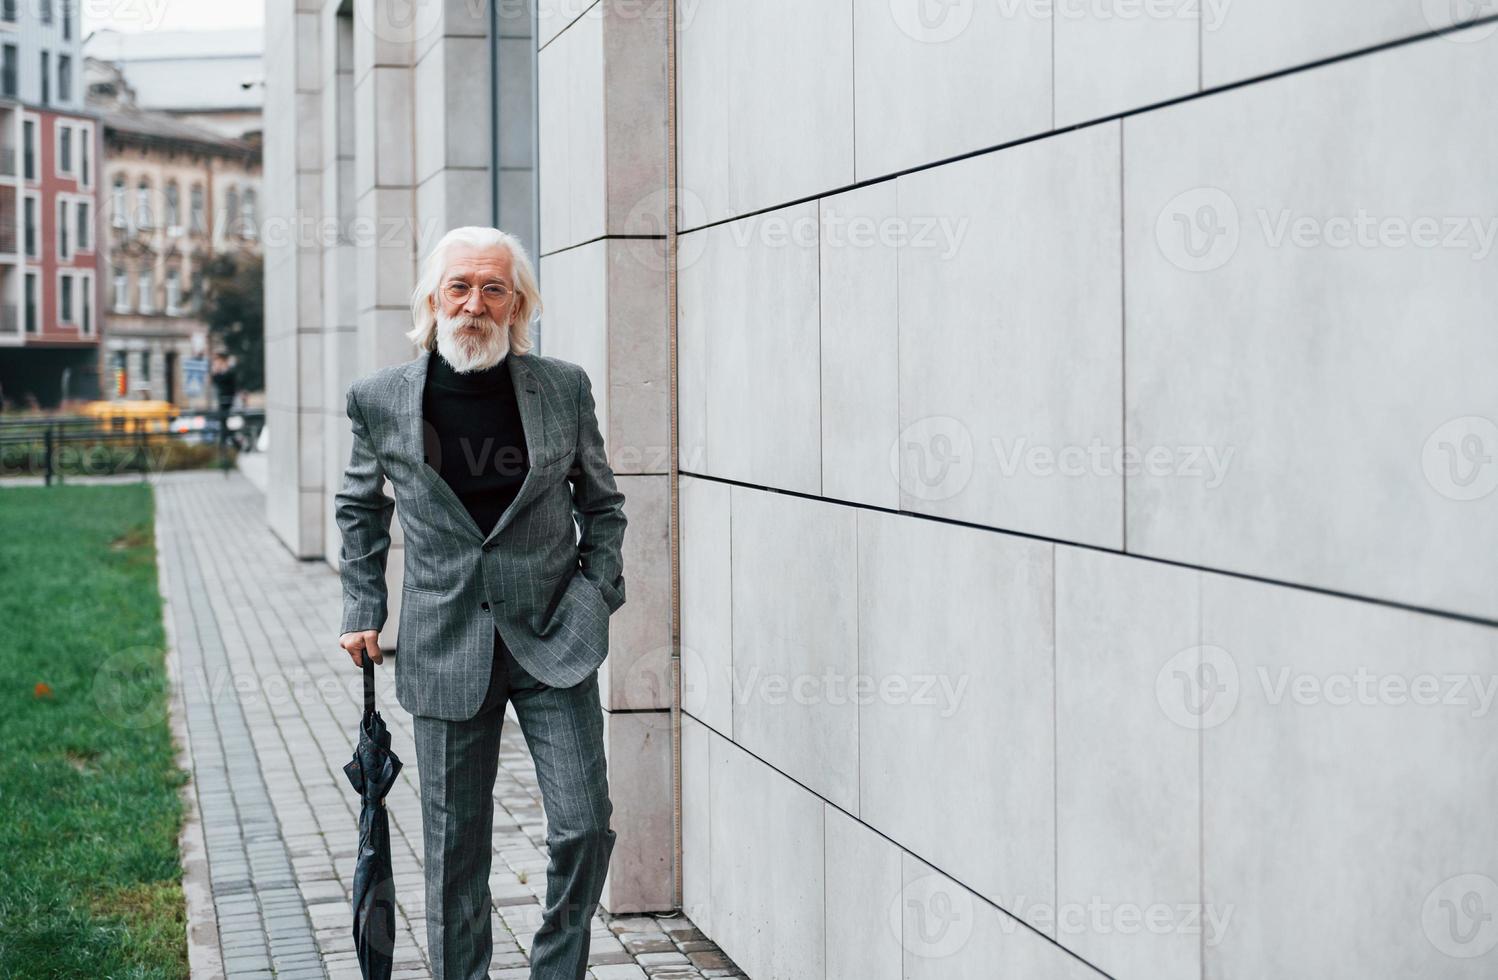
left=264, top=2, right=1498, bottom=976
left=83, top=28, right=263, bottom=141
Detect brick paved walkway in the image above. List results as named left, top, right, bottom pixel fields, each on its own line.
left=154, top=469, right=739, bottom=979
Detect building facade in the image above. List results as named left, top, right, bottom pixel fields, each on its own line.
left=83, top=28, right=264, bottom=142
left=90, top=57, right=261, bottom=407
left=265, top=1, right=1498, bottom=977
left=0, top=0, right=101, bottom=408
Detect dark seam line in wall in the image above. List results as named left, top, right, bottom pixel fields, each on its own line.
left=1118, top=123, right=1126, bottom=554
left=538, top=232, right=662, bottom=262
left=535, top=0, right=602, bottom=56
left=676, top=469, right=1498, bottom=631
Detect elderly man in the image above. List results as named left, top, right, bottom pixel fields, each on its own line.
left=334, top=226, right=627, bottom=980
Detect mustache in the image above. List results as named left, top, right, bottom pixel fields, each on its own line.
left=442, top=314, right=497, bottom=332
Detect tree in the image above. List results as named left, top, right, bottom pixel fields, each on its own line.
left=202, top=252, right=264, bottom=393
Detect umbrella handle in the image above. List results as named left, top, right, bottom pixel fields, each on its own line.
left=362, top=651, right=376, bottom=716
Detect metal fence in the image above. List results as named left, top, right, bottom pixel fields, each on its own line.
left=0, top=409, right=266, bottom=484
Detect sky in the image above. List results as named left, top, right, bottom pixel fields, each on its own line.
left=82, top=0, right=263, bottom=35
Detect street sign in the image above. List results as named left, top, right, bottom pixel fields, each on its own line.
left=183, top=356, right=208, bottom=398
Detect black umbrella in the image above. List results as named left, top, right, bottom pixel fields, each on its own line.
left=343, top=653, right=403, bottom=979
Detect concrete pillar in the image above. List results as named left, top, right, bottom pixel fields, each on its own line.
left=534, top=0, right=673, bottom=912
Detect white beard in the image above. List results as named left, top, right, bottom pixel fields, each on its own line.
left=434, top=310, right=510, bottom=372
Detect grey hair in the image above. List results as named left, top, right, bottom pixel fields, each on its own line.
left=407, top=226, right=541, bottom=355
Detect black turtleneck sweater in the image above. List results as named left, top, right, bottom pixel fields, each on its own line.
left=421, top=349, right=529, bottom=537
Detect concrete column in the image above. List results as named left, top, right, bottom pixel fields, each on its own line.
left=535, top=0, right=672, bottom=913
left=263, top=0, right=326, bottom=557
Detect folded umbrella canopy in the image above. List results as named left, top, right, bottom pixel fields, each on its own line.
left=343, top=653, right=403, bottom=980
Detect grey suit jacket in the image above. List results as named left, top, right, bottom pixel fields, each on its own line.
left=334, top=349, right=627, bottom=720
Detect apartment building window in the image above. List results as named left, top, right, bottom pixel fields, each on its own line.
left=165, top=269, right=181, bottom=314
left=165, top=182, right=179, bottom=229
left=134, top=180, right=152, bottom=228
left=23, top=195, right=35, bottom=257
left=40, top=51, right=48, bottom=106
left=1, top=44, right=15, bottom=98
left=39, top=0, right=50, bottom=24
left=56, top=198, right=68, bottom=259
left=59, top=272, right=72, bottom=322
left=225, top=186, right=239, bottom=237
left=76, top=199, right=88, bottom=251
left=112, top=266, right=128, bottom=311
left=190, top=184, right=204, bottom=233
left=80, top=273, right=91, bottom=333
left=57, top=55, right=70, bottom=103
left=22, top=119, right=34, bottom=180
left=111, top=176, right=126, bottom=227
left=137, top=266, right=154, bottom=313
left=1, top=0, right=15, bottom=24
left=78, top=127, right=88, bottom=185
left=61, top=0, right=70, bottom=40
left=242, top=188, right=257, bottom=240
left=24, top=272, right=36, bottom=333
left=58, top=124, right=71, bottom=175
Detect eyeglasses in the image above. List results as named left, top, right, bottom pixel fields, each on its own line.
left=443, top=281, right=513, bottom=303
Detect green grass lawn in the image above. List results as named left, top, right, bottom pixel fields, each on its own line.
left=0, top=484, right=188, bottom=979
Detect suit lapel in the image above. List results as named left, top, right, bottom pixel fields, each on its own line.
left=398, top=349, right=548, bottom=544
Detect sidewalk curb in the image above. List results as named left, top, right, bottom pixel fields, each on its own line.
left=159, top=508, right=226, bottom=979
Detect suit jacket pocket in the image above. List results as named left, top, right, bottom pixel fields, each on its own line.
left=534, top=569, right=569, bottom=630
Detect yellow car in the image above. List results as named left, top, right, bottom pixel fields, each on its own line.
left=78, top=399, right=178, bottom=434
